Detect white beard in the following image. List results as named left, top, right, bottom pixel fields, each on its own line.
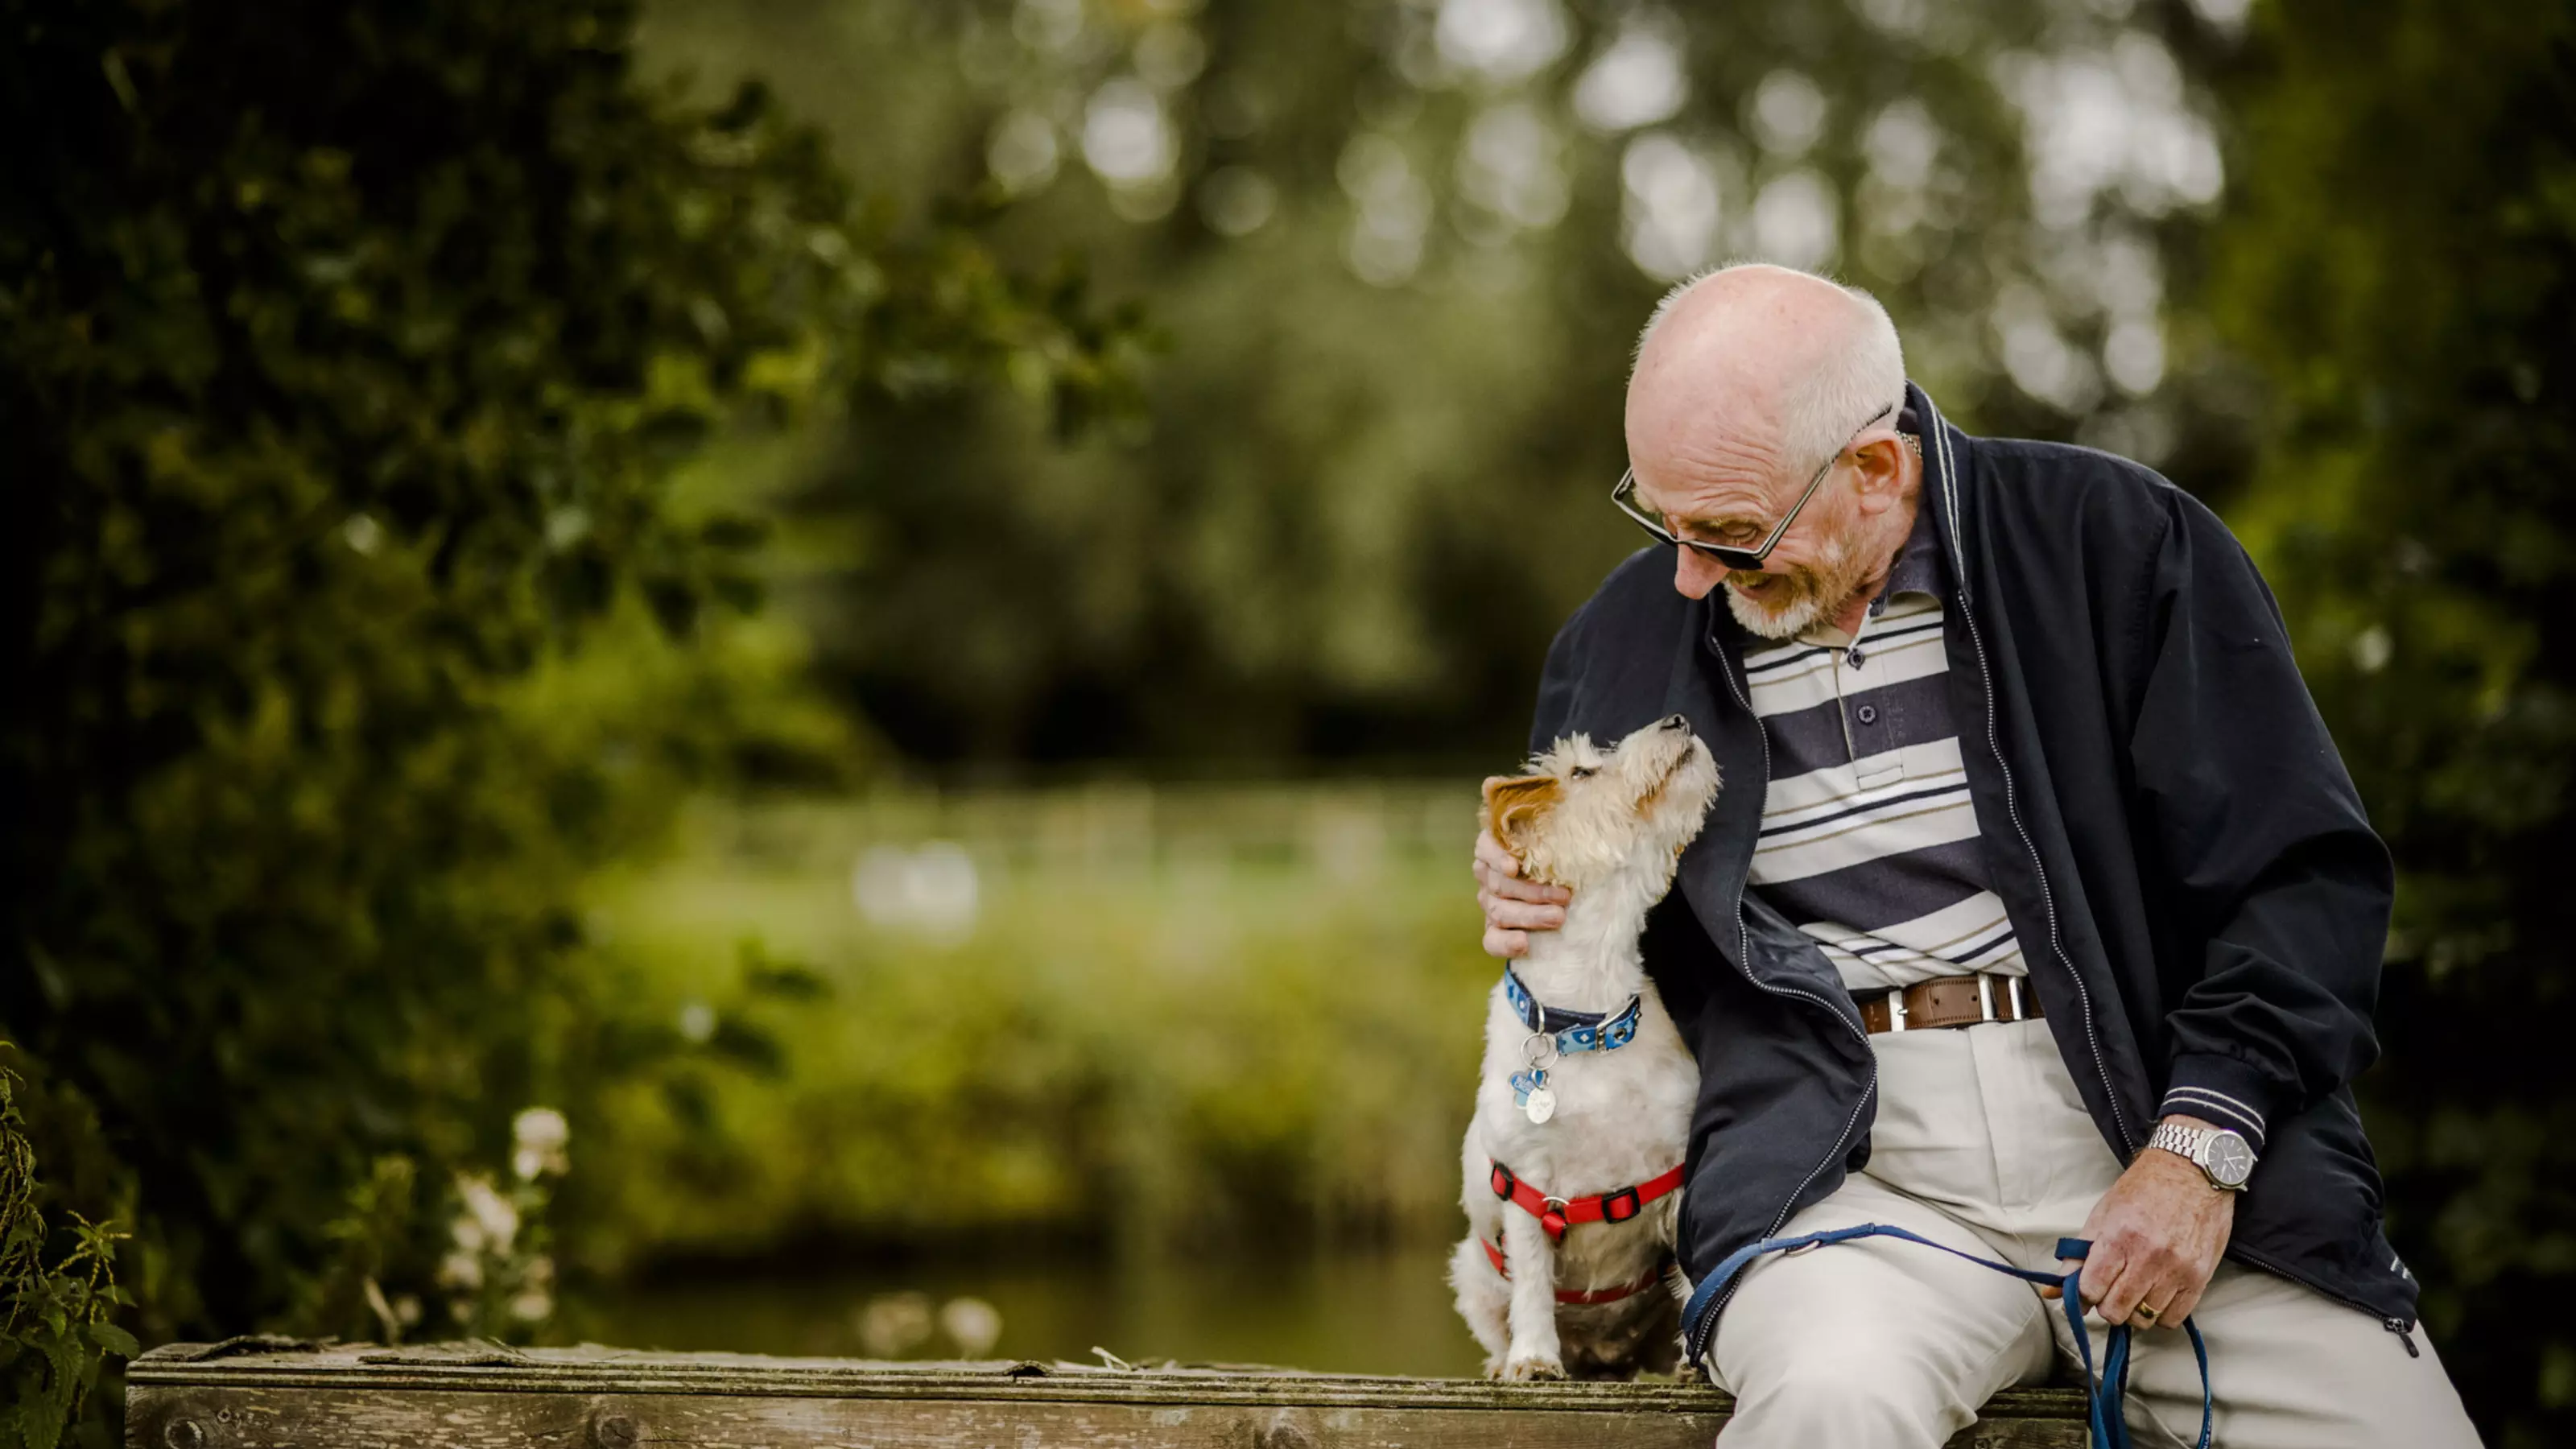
left=1724, top=582, right=1832, bottom=639
left=1720, top=522, right=1885, bottom=641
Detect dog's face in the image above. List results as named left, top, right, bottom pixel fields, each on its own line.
left=1481, top=716, right=1719, bottom=893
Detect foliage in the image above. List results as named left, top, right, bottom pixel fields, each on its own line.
left=0, top=1059, right=135, bottom=1449
left=9, top=0, right=2570, bottom=1441
left=0, top=0, right=1133, bottom=1365
left=2206, top=2, right=2576, bottom=1443
left=637, top=0, right=2256, bottom=771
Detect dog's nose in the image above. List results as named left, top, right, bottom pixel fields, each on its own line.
left=1661, top=714, right=1690, bottom=733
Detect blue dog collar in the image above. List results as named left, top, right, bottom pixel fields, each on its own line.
left=1501, top=966, right=1642, bottom=1056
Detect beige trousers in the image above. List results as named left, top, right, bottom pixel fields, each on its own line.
left=1707, top=1018, right=2481, bottom=1448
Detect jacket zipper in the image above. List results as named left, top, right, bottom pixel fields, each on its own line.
left=1928, top=419, right=2137, bottom=1153
left=1686, top=629, right=1877, bottom=1368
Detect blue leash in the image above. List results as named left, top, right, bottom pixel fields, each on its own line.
left=1683, top=1223, right=2211, bottom=1449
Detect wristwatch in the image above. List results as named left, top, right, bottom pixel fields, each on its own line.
left=2148, top=1120, right=2256, bottom=1191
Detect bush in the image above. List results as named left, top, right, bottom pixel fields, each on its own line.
left=1, top=1055, right=134, bottom=1449
left=0, top=0, right=1133, bottom=1370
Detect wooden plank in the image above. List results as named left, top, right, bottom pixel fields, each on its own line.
left=127, top=1344, right=2090, bottom=1449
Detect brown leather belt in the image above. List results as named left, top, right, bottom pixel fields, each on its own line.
left=1855, top=972, right=2042, bottom=1034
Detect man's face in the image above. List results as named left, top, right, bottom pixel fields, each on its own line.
left=1630, top=438, right=1874, bottom=639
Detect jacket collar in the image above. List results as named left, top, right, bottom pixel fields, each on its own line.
left=1907, top=381, right=1977, bottom=609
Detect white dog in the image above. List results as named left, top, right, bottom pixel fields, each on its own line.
left=1450, top=713, right=1719, bottom=1381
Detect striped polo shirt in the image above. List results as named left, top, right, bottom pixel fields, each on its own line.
left=1737, top=495, right=2025, bottom=993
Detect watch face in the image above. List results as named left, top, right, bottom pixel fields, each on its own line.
left=2207, top=1133, right=2256, bottom=1187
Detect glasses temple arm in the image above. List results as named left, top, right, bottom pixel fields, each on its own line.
left=1749, top=455, right=1836, bottom=556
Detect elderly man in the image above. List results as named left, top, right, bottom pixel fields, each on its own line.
left=1474, top=264, right=2479, bottom=1447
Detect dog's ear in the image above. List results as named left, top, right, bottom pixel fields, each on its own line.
left=1480, top=774, right=1562, bottom=871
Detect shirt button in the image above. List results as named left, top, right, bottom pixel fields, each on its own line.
left=1846, top=647, right=1867, bottom=668
left=1856, top=704, right=1880, bottom=725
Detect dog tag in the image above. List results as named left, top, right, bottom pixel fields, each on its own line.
left=1524, top=1086, right=1558, bottom=1124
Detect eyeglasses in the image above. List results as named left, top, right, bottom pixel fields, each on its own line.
left=1611, top=401, right=1901, bottom=572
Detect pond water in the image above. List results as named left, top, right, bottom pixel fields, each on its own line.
left=584, top=1239, right=1488, bottom=1378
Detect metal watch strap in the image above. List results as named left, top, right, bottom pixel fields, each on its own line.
left=2149, top=1120, right=2249, bottom=1191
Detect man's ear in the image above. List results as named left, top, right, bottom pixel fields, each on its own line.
left=1850, top=432, right=1909, bottom=512
left=1480, top=774, right=1562, bottom=870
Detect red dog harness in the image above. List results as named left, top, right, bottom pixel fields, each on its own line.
left=1488, top=1159, right=1686, bottom=1242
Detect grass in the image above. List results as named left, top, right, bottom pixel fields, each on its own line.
left=574, top=781, right=1500, bottom=1276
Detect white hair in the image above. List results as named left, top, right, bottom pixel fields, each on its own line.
left=1633, top=262, right=1909, bottom=471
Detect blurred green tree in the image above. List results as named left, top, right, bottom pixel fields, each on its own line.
left=637, top=0, right=2256, bottom=771
left=0, top=0, right=1132, bottom=1357
left=2207, top=2, right=2576, bottom=1443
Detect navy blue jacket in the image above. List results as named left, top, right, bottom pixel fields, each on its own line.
left=1527, top=385, right=2416, bottom=1364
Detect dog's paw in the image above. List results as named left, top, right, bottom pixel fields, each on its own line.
left=1501, top=1356, right=1569, bottom=1382
left=1673, top=1356, right=1707, bottom=1388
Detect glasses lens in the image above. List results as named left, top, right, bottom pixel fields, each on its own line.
left=1617, top=472, right=1769, bottom=569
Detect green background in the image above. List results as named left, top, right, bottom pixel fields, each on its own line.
left=6, top=0, right=2571, bottom=1443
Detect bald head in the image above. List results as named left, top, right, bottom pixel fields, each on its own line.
left=1619, top=264, right=1917, bottom=636
left=1626, top=264, right=1905, bottom=485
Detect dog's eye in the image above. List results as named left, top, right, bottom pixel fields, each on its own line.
left=1569, top=766, right=1597, bottom=779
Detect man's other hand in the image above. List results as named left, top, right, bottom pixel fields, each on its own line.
left=2049, top=1114, right=2237, bottom=1330
left=1473, top=813, right=1569, bottom=959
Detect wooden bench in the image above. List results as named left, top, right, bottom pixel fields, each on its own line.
left=126, top=1340, right=2091, bottom=1447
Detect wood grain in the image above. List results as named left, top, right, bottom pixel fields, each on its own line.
left=127, top=1344, right=2089, bottom=1449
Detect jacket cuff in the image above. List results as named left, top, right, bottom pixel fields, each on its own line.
left=2158, top=1054, right=2281, bottom=1155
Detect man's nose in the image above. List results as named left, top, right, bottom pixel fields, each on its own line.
left=1672, top=547, right=1725, bottom=600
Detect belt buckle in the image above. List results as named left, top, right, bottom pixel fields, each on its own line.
left=1977, top=972, right=1995, bottom=1023
left=1883, top=988, right=1907, bottom=1033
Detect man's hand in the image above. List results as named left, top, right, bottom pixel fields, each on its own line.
left=2049, top=1115, right=2237, bottom=1330
left=1473, top=812, right=1569, bottom=960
